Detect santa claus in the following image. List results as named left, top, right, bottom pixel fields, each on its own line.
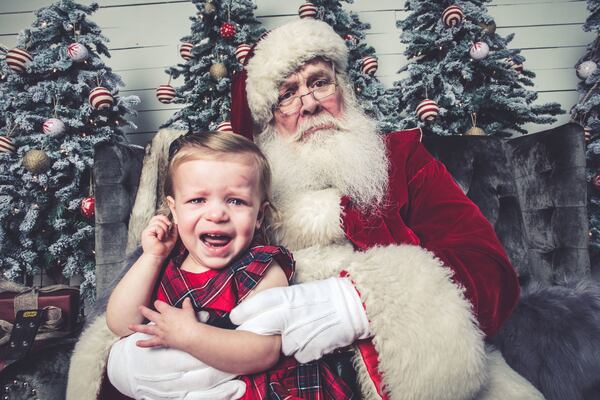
left=67, top=19, right=545, bottom=400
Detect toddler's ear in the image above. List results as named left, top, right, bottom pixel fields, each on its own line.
left=256, top=201, right=269, bottom=229
left=166, top=196, right=178, bottom=224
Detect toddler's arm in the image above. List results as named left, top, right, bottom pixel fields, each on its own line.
left=131, top=261, right=288, bottom=375
left=106, top=215, right=178, bottom=337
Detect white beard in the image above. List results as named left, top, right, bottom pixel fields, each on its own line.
left=256, top=99, right=389, bottom=212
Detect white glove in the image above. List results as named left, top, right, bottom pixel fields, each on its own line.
left=230, top=277, right=371, bottom=364
left=107, top=331, right=246, bottom=400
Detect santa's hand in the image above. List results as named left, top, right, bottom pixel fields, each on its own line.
left=230, top=277, right=371, bottom=363
left=107, top=331, right=246, bottom=400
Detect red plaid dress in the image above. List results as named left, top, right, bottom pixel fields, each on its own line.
left=155, top=242, right=354, bottom=400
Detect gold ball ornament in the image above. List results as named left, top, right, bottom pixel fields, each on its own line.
left=204, top=2, right=216, bottom=14
left=466, top=126, right=486, bottom=136
left=209, top=63, right=228, bottom=81
left=22, top=149, right=52, bottom=174
left=479, top=20, right=497, bottom=34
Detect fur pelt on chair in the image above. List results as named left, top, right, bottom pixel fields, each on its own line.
left=126, top=128, right=185, bottom=253
left=492, top=280, right=600, bottom=400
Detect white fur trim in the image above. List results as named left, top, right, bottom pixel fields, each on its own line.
left=273, top=188, right=347, bottom=251
left=126, top=128, right=186, bottom=252
left=475, top=348, right=545, bottom=400
left=66, top=314, right=119, bottom=400
left=346, top=245, right=488, bottom=400
left=352, top=344, right=384, bottom=400
left=246, top=19, right=348, bottom=128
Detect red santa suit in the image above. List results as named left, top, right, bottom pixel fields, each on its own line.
left=273, top=128, right=520, bottom=399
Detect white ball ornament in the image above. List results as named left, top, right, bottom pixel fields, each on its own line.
left=89, top=86, right=114, bottom=110
left=156, top=84, right=176, bottom=104
left=67, top=43, right=89, bottom=62
left=469, top=42, right=489, bottom=60
left=442, top=5, right=464, bottom=27
left=179, top=43, right=194, bottom=61
left=216, top=121, right=233, bottom=132
left=361, top=56, right=378, bottom=76
left=416, top=99, right=440, bottom=122
left=577, top=61, right=598, bottom=80
left=235, top=44, right=252, bottom=65
left=299, top=2, right=318, bottom=19
left=6, top=48, right=33, bottom=73
left=43, top=118, right=66, bottom=135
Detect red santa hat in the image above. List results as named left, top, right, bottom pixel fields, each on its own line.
left=231, top=19, right=348, bottom=138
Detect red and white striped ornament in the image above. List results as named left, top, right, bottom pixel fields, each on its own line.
left=235, top=44, right=252, bottom=65
left=6, top=48, right=33, bottom=73
left=216, top=121, right=233, bottom=132
left=0, top=136, right=16, bottom=154
left=220, top=23, right=236, bottom=39
left=299, top=2, right=318, bottom=19
left=594, top=171, right=600, bottom=190
left=67, top=43, right=89, bottom=62
left=442, top=5, right=464, bottom=27
left=584, top=126, right=592, bottom=142
left=506, top=57, right=523, bottom=73
left=469, top=42, right=489, bottom=60
left=156, top=84, right=176, bottom=104
left=43, top=118, right=66, bottom=135
left=361, top=56, right=378, bottom=76
left=89, top=86, right=114, bottom=110
left=179, top=43, right=194, bottom=60
left=416, top=99, right=440, bottom=122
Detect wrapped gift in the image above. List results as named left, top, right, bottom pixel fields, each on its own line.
left=0, top=281, right=80, bottom=334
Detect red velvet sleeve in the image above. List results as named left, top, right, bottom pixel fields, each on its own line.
left=399, top=134, right=520, bottom=337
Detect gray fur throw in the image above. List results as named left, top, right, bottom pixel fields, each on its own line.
left=492, top=281, right=600, bottom=400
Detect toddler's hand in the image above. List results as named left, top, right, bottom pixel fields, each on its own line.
left=141, top=215, right=178, bottom=259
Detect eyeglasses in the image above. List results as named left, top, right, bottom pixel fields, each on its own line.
left=275, top=81, right=338, bottom=115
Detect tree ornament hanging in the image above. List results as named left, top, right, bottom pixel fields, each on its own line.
left=220, top=23, right=236, bottom=39
left=22, top=149, right=52, bottom=174
left=361, top=56, right=378, bottom=75
left=0, top=135, right=16, bottom=154
left=466, top=113, right=485, bottom=135
left=43, top=118, right=66, bottom=135
left=577, top=61, right=597, bottom=80
left=506, top=57, right=524, bottom=73
left=299, top=2, right=318, bottom=19
left=204, top=1, right=217, bottom=15
left=156, top=84, right=176, bottom=104
left=343, top=34, right=359, bottom=45
left=80, top=196, right=95, bottom=219
left=584, top=126, right=592, bottom=142
left=416, top=99, right=439, bottom=121
left=209, top=62, right=228, bottom=80
left=67, top=43, right=89, bottom=62
left=6, top=48, right=33, bottom=73
left=179, top=43, right=194, bottom=60
left=235, top=44, right=252, bottom=65
left=478, top=20, right=497, bottom=34
left=65, top=22, right=74, bottom=31
left=89, top=86, right=114, bottom=110
left=594, top=171, right=600, bottom=190
left=469, top=42, right=489, bottom=60
left=442, top=5, right=464, bottom=27
left=216, top=121, right=233, bottom=132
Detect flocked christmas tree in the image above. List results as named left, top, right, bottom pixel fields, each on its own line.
left=571, top=0, right=600, bottom=270
left=395, top=0, right=562, bottom=136
left=300, top=1, right=400, bottom=132
left=158, top=0, right=265, bottom=132
left=0, top=0, right=139, bottom=299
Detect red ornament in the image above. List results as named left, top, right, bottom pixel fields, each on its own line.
left=81, top=196, right=95, bottom=219
left=220, top=23, right=236, bottom=39
left=594, top=171, right=600, bottom=190
left=343, top=34, right=359, bottom=45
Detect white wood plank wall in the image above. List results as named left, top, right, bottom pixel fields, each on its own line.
left=0, top=0, right=594, bottom=145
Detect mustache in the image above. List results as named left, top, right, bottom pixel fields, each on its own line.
left=292, top=115, right=346, bottom=142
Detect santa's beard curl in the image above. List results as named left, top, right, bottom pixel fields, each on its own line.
left=256, top=85, right=389, bottom=213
